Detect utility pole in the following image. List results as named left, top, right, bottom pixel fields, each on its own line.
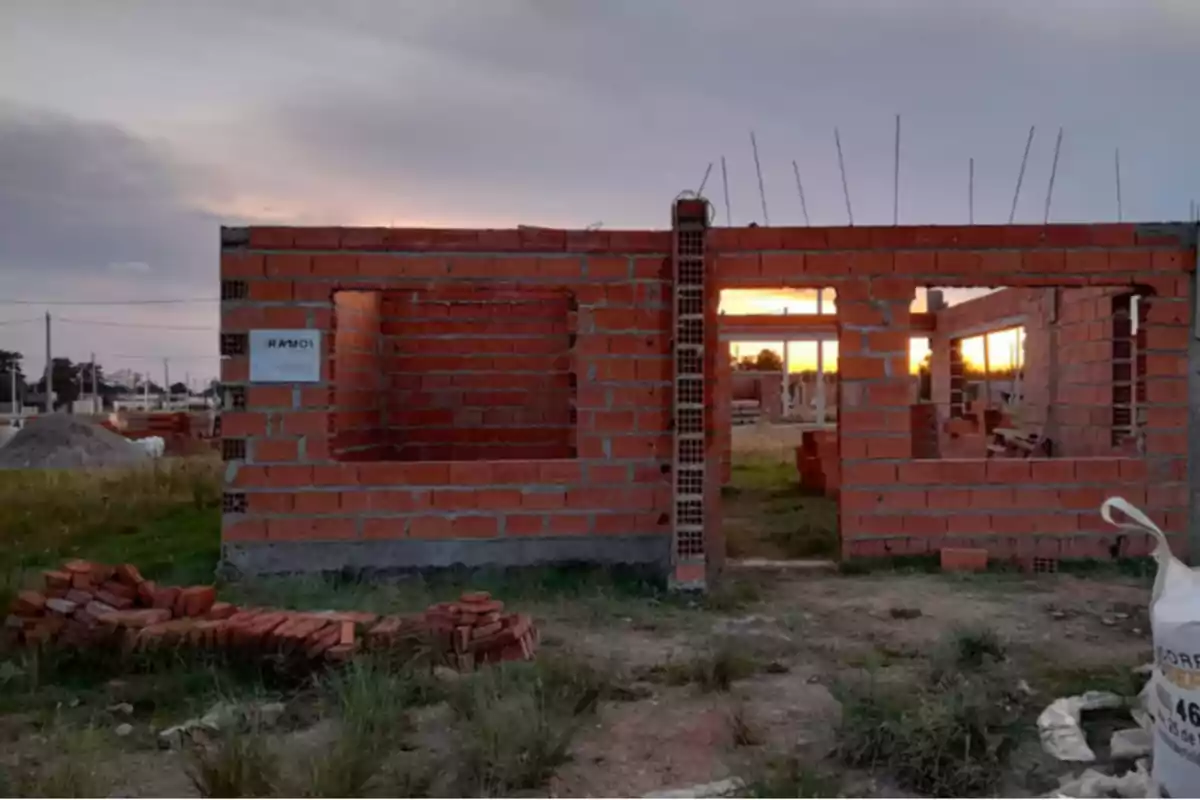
left=90, top=352, right=98, bottom=414
left=43, top=312, right=51, bottom=414
left=163, top=358, right=170, bottom=411
left=10, top=365, right=17, bottom=417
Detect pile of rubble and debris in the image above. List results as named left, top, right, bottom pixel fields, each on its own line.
left=4, top=559, right=539, bottom=670
left=0, top=414, right=150, bottom=469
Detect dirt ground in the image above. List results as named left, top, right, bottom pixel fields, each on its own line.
left=0, top=434, right=1159, bottom=797
left=0, top=567, right=1154, bottom=798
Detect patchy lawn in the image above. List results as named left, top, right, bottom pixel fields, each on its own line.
left=0, top=455, right=1159, bottom=797
left=723, top=455, right=838, bottom=560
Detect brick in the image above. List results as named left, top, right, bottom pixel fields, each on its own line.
left=100, top=580, right=137, bottom=601
left=151, top=586, right=180, bottom=611
left=1030, top=460, right=1075, bottom=483
left=85, top=600, right=117, bottom=618
left=985, top=461, right=1030, bottom=482
left=114, top=563, right=144, bottom=586
left=98, top=608, right=172, bottom=628
left=94, top=589, right=134, bottom=610
left=65, top=589, right=94, bottom=606
left=12, top=591, right=46, bottom=616
left=45, top=598, right=77, bottom=616
left=940, top=547, right=988, bottom=572
left=63, top=559, right=96, bottom=575
left=43, top=570, right=72, bottom=591
left=305, top=625, right=343, bottom=659
left=206, top=602, right=238, bottom=621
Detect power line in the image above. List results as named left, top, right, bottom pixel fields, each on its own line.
left=57, top=317, right=215, bottom=331
left=0, top=317, right=40, bottom=326
left=0, top=297, right=219, bottom=306
left=106, top=353, right=221, bottom=361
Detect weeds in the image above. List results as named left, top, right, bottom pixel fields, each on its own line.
left=304, top=655, right=437, bottom=796
left=0, top=643, right=284, bottom=719
left=945, top=626, right=1007, bottom=670
left=186, top=728, right=278, bottom=798
left=653, top=640, right=760, bottom=692
left=741, top=753, right=841, bottom=798
left=7, top=726, right=110, bottom=798
left=1025, top=659, right=1147, bottom=701
left=723, top=457, right=839, bottom=561
left=835, top=665, right=1028, bottom=797
left=447, top=669, right=578, bottom=796
left=727, top=702, right=761, bottom=747
left=442, top=650, right=615, bottom=796
left=701, top=578, right=764, bottom=612
left=0, top=457, right=221, bottom=581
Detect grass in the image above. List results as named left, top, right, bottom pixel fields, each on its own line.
left=741, top=754, right=841, bottom=798
left=0, top=640, right=300, bottom=726
left=442, top=651, right=619, bottom=797
left=0, top=456, right=221, bottom=583
left=1023, top=658, right=1148, bottom=702
left=186, top=727, right=279, bottom=798
left=834, top=626, right=1030, bottom=798
left=650, top=639, right=762, bottom=692
left=5, top=725, right=112, bottom=798
left=304, top=656, right=432, bottom=796
left=723, top=456, right=838, bottom=560
left=727, top=702, right=762, bottom=747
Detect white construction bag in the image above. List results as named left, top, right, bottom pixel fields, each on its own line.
left=1101, top=497, right=1200, bottom=798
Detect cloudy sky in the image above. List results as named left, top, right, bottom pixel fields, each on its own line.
left=1, top=0, right=1197, bottom=383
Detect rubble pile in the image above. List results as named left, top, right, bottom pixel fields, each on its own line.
left=4, top=559, right=539, bottom=669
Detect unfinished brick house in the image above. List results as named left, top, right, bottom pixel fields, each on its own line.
left=218, top=200, right=1196, bottom=586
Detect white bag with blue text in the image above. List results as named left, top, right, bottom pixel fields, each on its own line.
left=1101, top=497, right=1200, bottom=798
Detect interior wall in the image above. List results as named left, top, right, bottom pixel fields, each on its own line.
left=380, top=287, right=575, bottom=461
left=928, top=286, right=1131, bottom=457
left=331, top=290, right=385, bottom=461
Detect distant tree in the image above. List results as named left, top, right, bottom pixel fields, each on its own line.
left=0, top=349, right=24, bottom=404
left=29, top=357, right=85, bottom=409
left=735, top=348, right=784, bottom=372
left=77, top=361, right=108, bottom=395
left=170, top=382, right=189, bottom=396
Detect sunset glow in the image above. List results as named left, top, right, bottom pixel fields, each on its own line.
left=722, top=289, right=1025, bottom=376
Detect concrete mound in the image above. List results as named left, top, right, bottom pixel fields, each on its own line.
left=0, top=414, right=150, bottom=470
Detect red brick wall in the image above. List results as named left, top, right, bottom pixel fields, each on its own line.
left=331, top=290, right=385, bottom=461
left=219, top=228, right=675, bottom=560
left=380, top=286, right=575, bottom=461
left=712, top=223, right=1193, bottom=560
left=929, top=286, right=1139, bottom=457
left=221, top=218, right=1193, bottom=573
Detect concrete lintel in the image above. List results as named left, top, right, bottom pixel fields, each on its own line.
left=220, top=226, right=250, bottom=249
left=221, top=534, right=672, bottom=577
left=1135, top=222, right=1197, bottom=248
left=943, top=314, right=1027, bottom=343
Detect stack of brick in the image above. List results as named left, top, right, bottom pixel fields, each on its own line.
left=909, top=403, right=940, bottom=459
left=795, top=430, right=839, bottom=497
left=423, top=592, right=537, bottom=671
left=4, top=560, right=538, bottom=670
left=941, top=416, right=987, bottom=458
left=4, top=559, right=224, bottom=650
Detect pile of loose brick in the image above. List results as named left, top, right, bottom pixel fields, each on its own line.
left=4, top=559, right=538, bottom=670
left=795, top=430, right=839, bottom=498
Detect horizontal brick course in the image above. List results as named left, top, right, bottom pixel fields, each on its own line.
left=223, top=215, right=1193, bottom=575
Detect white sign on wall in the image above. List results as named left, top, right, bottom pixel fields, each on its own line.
left=249, top=329, right=322, bottom=383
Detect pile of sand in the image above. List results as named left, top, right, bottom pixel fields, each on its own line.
left=0, top=414, right=150, bottom=470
